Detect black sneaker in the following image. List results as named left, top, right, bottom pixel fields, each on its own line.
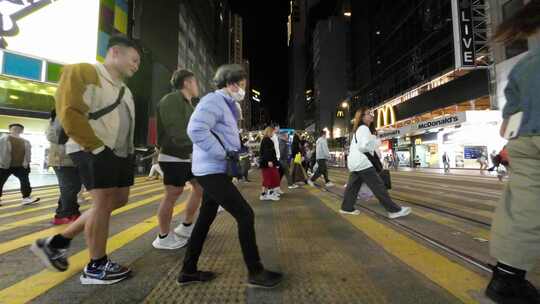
left=248, top=269, right=283, bottom=289
left=80, top=260, right=131, bottom=285
left=486, top=268, right=540, bottom=304
left=30, top=237, right=69, bottom=272
left=177, top=271, right=217, bottom=286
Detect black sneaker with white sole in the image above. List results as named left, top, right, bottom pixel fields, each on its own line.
left=248, top=269, right=283, bottom=289
left=177, top=271, right=217, bottom=286
left=30, top=237, right=69, bottom=272
left=80, top=260, right=131, bottom=285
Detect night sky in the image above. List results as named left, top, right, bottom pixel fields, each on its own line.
left=229, top=1, right=290, bottom=126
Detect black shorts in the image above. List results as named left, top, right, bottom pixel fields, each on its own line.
left=159, top=162, right=195, bottom=187
left=70, top=148, right=134, bottom=191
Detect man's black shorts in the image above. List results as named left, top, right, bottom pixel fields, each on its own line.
left=159, top=162, right=194, bottom=187
left=70, top=148, right=134, bottom=191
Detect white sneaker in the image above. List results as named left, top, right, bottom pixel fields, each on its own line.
left=21, top=197, right=40, bottom=206
left=274, top=188, right=284, bottom=195
left=152, top=233, right=188, bottom=250
left=325, top=182, right=335, bottom=187
left=288, top=184, right=299, bottom=189
left=307, top=179, right=315, bottom=187
left=388, top=207, right=412, bottom=219
left=217, top=206, right=225, bottom=213
left=174, top=223, right=194, bottom=238
left=339, top=209, right=361, bottom=215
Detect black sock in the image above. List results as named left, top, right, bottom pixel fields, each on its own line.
left=49, top=234, right=72, bottom=249
left=89, top=255, right=108, bottom=268
left=496, top=262, right=526, bottom=279
left=182, top=222, right=192, bottom=227
left=159, top=233, right=168, bottom=239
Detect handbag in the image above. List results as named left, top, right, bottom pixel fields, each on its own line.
left=210, top=130, right=241, bottom=177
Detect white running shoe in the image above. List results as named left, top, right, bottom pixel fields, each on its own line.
left=152, top=233, right=188, bottom=250
left=325, top=182, right=335, bottom=187
left=217, top=206, right=225, bottom=213
left=388, top=207, right=412, bottom=219
left=339, top=209, right=361, bottom=215
left=307, top=179, right=315, bottom=187
left=21, top=197, right=40, bottom=206
left=288, top=184, right=299, bottom=189
left=274, top=188, right=284, bottom=195
left=174, top=223, right=194, bottom=238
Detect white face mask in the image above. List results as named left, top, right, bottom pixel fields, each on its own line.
left=231, top=87, right=246, bottom=101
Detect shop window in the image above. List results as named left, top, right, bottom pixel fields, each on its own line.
left=502, top=0, right=528, bottom=59
left=2, top=52, right=42, bottom=81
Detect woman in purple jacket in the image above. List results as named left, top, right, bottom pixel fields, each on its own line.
left=177, top=64, right=283, bottom=289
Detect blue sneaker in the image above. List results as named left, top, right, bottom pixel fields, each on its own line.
left=80, top=260, right=131, bottom=285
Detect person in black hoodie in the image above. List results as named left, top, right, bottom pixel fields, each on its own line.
left=259, top=127, right=280, bottom=201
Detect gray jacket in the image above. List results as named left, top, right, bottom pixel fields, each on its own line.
left=278, top=138, right=289, bottom=162
left=316, top=136, right=331, bottom=160
left=503, top=48, right=540, bottom=136
left=0, top=134, right=31, bottom=169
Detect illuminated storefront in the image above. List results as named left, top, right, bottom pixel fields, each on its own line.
left=0, top=0, right=129, bottom=172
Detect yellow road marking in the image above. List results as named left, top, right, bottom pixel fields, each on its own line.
left=0, top=193, right=164, bottom=255
left=307, top=187, right=487, bottom=304
left=0, top=182, right=161, bottom=217
left=0, top=200, right=186, bottom=304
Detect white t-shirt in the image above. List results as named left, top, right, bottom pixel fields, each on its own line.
left=158, top=153, right=191, bottom=163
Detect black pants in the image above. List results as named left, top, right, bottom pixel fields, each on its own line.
left=53, top=167, right=82, bottom=218
left=0, top=167, right=31, bottom=198
left=311, top=159, right=330, bottom=183
left=341, top=167, right=401, bottom=213
left=182, top=174, right=263, bottom=274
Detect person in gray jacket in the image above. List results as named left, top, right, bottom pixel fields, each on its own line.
left=307, top=130, right=334, bottom=188
left=278, top=132, right=298, bottom=189
left=0, top=123, right=40, bottom=206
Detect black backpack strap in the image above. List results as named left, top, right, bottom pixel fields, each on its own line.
left=210, top=130, right=227, bottom=153
left=88, top=87, right=126, bottom=120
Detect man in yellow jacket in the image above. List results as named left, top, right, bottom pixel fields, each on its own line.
left=31, top=36, right=141, bottom=285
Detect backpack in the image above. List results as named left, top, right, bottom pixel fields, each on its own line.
left=46, top=87, right=125, bottom=145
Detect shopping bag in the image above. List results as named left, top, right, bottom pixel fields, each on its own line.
left=357, top=183, right=374, bottom=200
left=294, top=153, right=302, bottom=165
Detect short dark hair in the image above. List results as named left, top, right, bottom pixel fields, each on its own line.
left=213, top=64, right=248, bottom=89
left=107, top=35, right=142, bottom=56
left=171, top=69, right=195, bottom=89
left=9, top=123, right=24, bottom=129
left=320, top=130, right=326, bottom=137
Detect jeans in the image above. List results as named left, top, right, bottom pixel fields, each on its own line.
left=279, top=160, right=293, bottom=186
left=341, top=167, right=401, bottom=213
left=53, top=166, right=82, bottom=217
left=0, top=167, right=31, bottom=198
left=182, top=174, right=263, bottom=274
left=311, top=159, right=330, bottom=183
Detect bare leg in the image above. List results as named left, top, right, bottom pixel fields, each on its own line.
left=157, top=185, right=183, bottom=235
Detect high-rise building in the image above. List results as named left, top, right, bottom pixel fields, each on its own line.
left=230, top=14, right=243, bottom=64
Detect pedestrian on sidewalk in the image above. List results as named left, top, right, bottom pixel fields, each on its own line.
left=442, top=152, right=450, bottom=173
left=340, top=107, right=411, bottom=219
left=486, top=3, right=540, bottom=303
left=152, top=69, right=204, bottom=250
left=0, top=123, right=40, bottom=206
left=279, top=131, right=297, bottom=190
left=259, top=127, right=281, bottom=201
left=478, top=151, right=489, bottom=173
left=308, top=130, right=334, bottom=188
left=290, top=132, right=308, bottom=185
left=270, top=125, right=284, bottom=195
left=179, top=64, right=283, bottom=288
left=46, top=110, right=81, bottom=225
left=31, top=36, right=141, bottom=285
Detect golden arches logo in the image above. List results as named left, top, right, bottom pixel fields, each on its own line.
left=376, top=105, right=396, bottom=129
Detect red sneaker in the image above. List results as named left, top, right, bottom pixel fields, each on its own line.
left=51, top=216, right=72, bottom=225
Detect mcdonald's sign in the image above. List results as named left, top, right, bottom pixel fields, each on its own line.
left=376, top=105, right=396, bottom=129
